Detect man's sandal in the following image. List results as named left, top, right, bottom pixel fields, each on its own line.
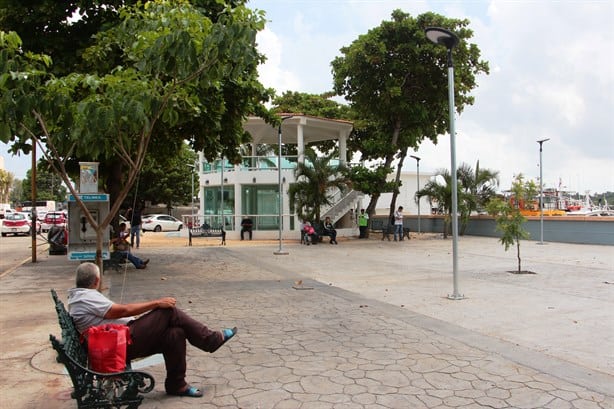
left=211, top=327, right=237, bottom=352
left=168, top=385, right=203, bottom=398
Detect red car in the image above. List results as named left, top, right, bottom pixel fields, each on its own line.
left=42, top=211, right=67, bottom=232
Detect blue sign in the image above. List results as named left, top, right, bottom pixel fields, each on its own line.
left=68, top=194, right=109, bottom=202
left=68, top=251, right=110, bottom=261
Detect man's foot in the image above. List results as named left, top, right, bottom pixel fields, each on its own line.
left=143, top=259, right=150, bottom=266
left=168, top=385, right=203, bottom=398
left=211, top=327, right=237, bottom=352
left=222, top=327, right=237, bottom=340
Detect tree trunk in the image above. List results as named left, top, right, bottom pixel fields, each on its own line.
left=105, top=159, right=125, bottom=235
left=365, top=118, right=403, bottom=234
left=516, top=238, right=522, bottom=273
left=389, top=150, right=406, bottom=220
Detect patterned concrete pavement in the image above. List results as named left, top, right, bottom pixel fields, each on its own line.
left=0, top=235, right=612, bottom=408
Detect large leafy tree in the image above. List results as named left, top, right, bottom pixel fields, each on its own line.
left=0, top=0, right=247, bottom=77
left=331, top=10, right=488, bottom=218
left=0, top=1, right=269, bottom=272
left=271, top=91, right=353, bottom=154
left=134, top=143, right=197, bottom=210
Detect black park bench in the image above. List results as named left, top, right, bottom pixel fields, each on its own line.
left=188, top=224, right=226, bottom=246
left=370, top=219, right=410, bottom=241
left=49, top=289, right=155, bottom=409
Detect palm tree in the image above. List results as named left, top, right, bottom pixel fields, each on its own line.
left=288, top=148, right=350, bottom=224
left=416, top=162, right=499, bottom=237
left=457, top=161, right=499, bottom=233
left=416, top=168, right=454, bottom=238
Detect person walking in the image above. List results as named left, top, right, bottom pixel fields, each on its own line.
left=358, top=209, right=369, bottom=239
left=394, top=206, right=404, bottom=241
left=67, top=262, right=237, bottom=398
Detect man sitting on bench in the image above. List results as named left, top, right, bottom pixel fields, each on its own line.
left=240, top=217, right=253, bottom=240
left=68, top=262, right=237, bottom=398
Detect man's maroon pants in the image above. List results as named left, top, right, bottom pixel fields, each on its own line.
left=127, top=307, right=223, bottom=393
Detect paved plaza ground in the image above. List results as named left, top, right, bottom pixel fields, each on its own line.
left=0, top=233, right=612, bottom=408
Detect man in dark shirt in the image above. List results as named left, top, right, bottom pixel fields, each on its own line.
left=240, top=217, right=253, bottom=240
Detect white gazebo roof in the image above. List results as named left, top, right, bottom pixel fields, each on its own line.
left=243, top=114, right=353, bottom=145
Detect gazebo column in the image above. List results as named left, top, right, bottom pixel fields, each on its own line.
left=297, top=118, right=306, bottom=164
left=339, top=130, right=348, bottom=166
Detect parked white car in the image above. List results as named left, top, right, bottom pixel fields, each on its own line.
left=1, top=212, right=40, bottom=236
left=141, top=214, right=183, bottom=232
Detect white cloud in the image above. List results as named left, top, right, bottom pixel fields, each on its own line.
left=256, top=28, right=302, bottom=94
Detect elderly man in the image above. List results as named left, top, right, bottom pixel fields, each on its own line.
left=67, top=262, right=237, bottom=398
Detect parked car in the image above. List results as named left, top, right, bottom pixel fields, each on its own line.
left=41, top=211, right=68, bottom=232
left=1, top=212, right=39, bottom=236
left=0, top=205, right=15, bottom=219
left=37, top=210, right=48, bottom=222
left=141, top=214, right=183, bottom=232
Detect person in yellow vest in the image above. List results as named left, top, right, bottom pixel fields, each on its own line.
left=358, top=209, right=369, bottom=238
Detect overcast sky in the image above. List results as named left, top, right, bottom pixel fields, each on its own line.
left=250, top=0, right=614, bottom=194
left=2, top=0, right=613, bottom=194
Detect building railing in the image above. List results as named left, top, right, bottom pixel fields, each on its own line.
left=182, top=213, right=298, bottom=231
left=200, top=156, right=345, bottom=174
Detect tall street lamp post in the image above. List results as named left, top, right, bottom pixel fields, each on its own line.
left=537, top=138, right=550, bottom=245
left=410, top=155, right=421, bottom=234
left=274, top=115, right=293, bottom=255
left=187, top=162, right=196, bottom=227
left=425, top=26, right=463, bottom=300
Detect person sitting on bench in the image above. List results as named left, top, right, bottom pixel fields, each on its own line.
left=67, top=262, right=237, bottom=398
left=111, top=222, right=149, bottom=269
left=302, top=220, right=319, bottom=245
left=322, top=216, right=338, bottom=244
left=240, top=217, right=253, bottom=240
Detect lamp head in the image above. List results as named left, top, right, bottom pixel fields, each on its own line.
left=425, top=27, right=459, bottom=49
left=410, top=155, right=421, bottom=161
left=537, top=138, right=550, bottom=144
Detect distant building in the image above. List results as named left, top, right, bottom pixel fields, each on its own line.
left=194, top=114, right=357, bottom=240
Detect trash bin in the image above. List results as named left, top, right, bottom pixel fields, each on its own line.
left=48, top=225, right=67, bottom=255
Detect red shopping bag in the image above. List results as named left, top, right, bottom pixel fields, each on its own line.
left=84, top=324, right=131, bottom=373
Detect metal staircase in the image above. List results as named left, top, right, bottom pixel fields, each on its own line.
left=322, top=189, right=364, bottom=224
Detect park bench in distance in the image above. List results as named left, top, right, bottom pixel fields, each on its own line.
left=188, top=223, right=226, bottom=246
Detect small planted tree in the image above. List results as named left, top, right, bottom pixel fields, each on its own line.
left=486, top=174, right=537, bottom=274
